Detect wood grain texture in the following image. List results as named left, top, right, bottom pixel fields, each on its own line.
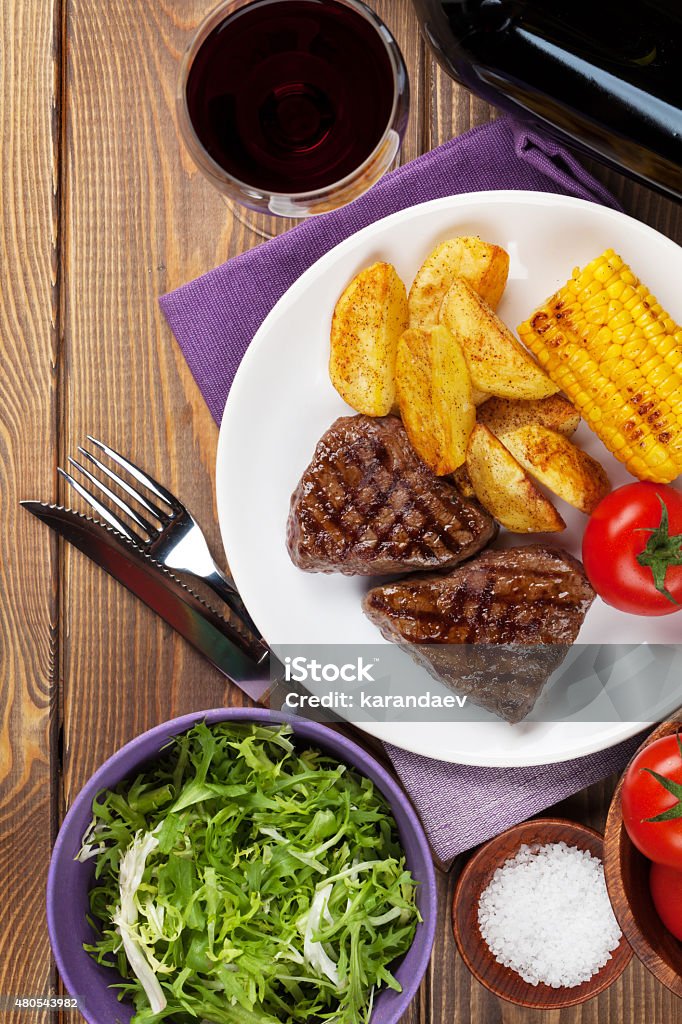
left=59, top=0, right=254, bottom=802
left=0, top=0, right=61, bottom=1016
left=2, top=0, right=681, bottom=1022
left=369, top=1, right=425, bottom=166
left=427, top=63, right=496, bottom=149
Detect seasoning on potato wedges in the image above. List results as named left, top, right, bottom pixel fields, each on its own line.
left=500, top=424, right=611, bottom=514
left=330, top=261, right=408, bottom=417
left=466, top=424, right=566, bottom=533
left=440, top=278, right=559, bottom=400
left=408, top=236, right=510, bottom=329
left=396, top=325, right=475, bottom=475
left=478, top=394, right=581, bottom=438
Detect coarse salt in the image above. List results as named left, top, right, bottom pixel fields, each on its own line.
left=477, top=841, right=621, bottom=988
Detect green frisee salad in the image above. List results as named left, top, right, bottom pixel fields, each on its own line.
left=79, top=722, right=420, bottom=1023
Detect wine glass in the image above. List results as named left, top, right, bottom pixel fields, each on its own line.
left=177, top=0, right=410, bottom=237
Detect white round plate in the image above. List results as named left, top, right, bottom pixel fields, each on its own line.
left=217, top=191, right=682, bottom=767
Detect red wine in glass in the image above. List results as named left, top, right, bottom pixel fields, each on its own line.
left=185, top=0, right=399, bottom=196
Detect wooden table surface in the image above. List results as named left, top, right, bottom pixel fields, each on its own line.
left=2, top=1, right=682, bottom=1022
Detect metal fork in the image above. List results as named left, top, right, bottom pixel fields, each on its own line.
left=58, top=436, right=262, bottom=643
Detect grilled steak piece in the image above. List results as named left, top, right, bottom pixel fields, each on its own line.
left=363, top=545, right=595, bottom=722
left=287, top=415, right=496, bottom=575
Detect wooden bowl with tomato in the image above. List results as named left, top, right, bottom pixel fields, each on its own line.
left=604, top=715, right=682, bottom=997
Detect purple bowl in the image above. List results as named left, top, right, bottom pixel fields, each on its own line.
left=48, top=708, right=437, bottom=1024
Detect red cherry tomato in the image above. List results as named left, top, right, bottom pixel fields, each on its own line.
left=621, top=734, right=682, bottom=867
left=650, top=862, right=682, bottom=941
left=582, top=482, right=682, bottom=615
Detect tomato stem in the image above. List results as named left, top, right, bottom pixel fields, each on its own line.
left=643, top=768, right=682, bottom=821
left=635, top=495, right=682, bottom=605
left=643, top=730, right=682, bottom=823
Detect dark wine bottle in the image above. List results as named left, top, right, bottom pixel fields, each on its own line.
left=412, top=0, right=682, bottom=200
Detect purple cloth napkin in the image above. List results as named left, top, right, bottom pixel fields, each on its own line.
left=160, top=117, right=635, bottom=862
left=384, top=735, right=643, bottom=864
left=160, top=119, right=619, bottom=423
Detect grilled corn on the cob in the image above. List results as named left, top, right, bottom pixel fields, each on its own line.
left=518, top=250, right=682, bottom=483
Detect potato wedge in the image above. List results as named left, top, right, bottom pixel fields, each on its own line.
left=396, top=325, right=475, bottom=475
left=472, top=386, right=491, bottom=406
left=500, top=424, right=610, bottom=514
left=478, top=395, right=581, bottom=438
left=466, top=424, right=565, bottom=533
left=440, top=278, right=559, bottom=400
left=408, top=236, right=510, bottom=328
left=330, top=261, right=408, bottom=416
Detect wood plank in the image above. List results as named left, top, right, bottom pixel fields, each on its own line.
left=59, top=0, right=258, bottom=798
left=0, top=0, right=61, bottom=1015
left=369, top=0, right=425, bottom=167
left=427, top=66, right=496, bottom=148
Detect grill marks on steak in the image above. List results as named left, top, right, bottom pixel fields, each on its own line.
left=364, top=546, right=593, bottom=645
left=287, top=415, right=496, bottom=575
left=363, top=546, right=595, bottom=722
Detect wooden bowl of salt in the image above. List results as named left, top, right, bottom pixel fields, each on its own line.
left=452, top=818, right=633, bottom=1008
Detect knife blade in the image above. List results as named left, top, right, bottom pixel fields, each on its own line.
left=21, top=502, right=271, bottom=703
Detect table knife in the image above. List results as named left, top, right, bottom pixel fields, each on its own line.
left=21, top=502, right=271, bottom=703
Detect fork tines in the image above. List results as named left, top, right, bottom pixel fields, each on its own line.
left=58, top=437, right=176, bottom=545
